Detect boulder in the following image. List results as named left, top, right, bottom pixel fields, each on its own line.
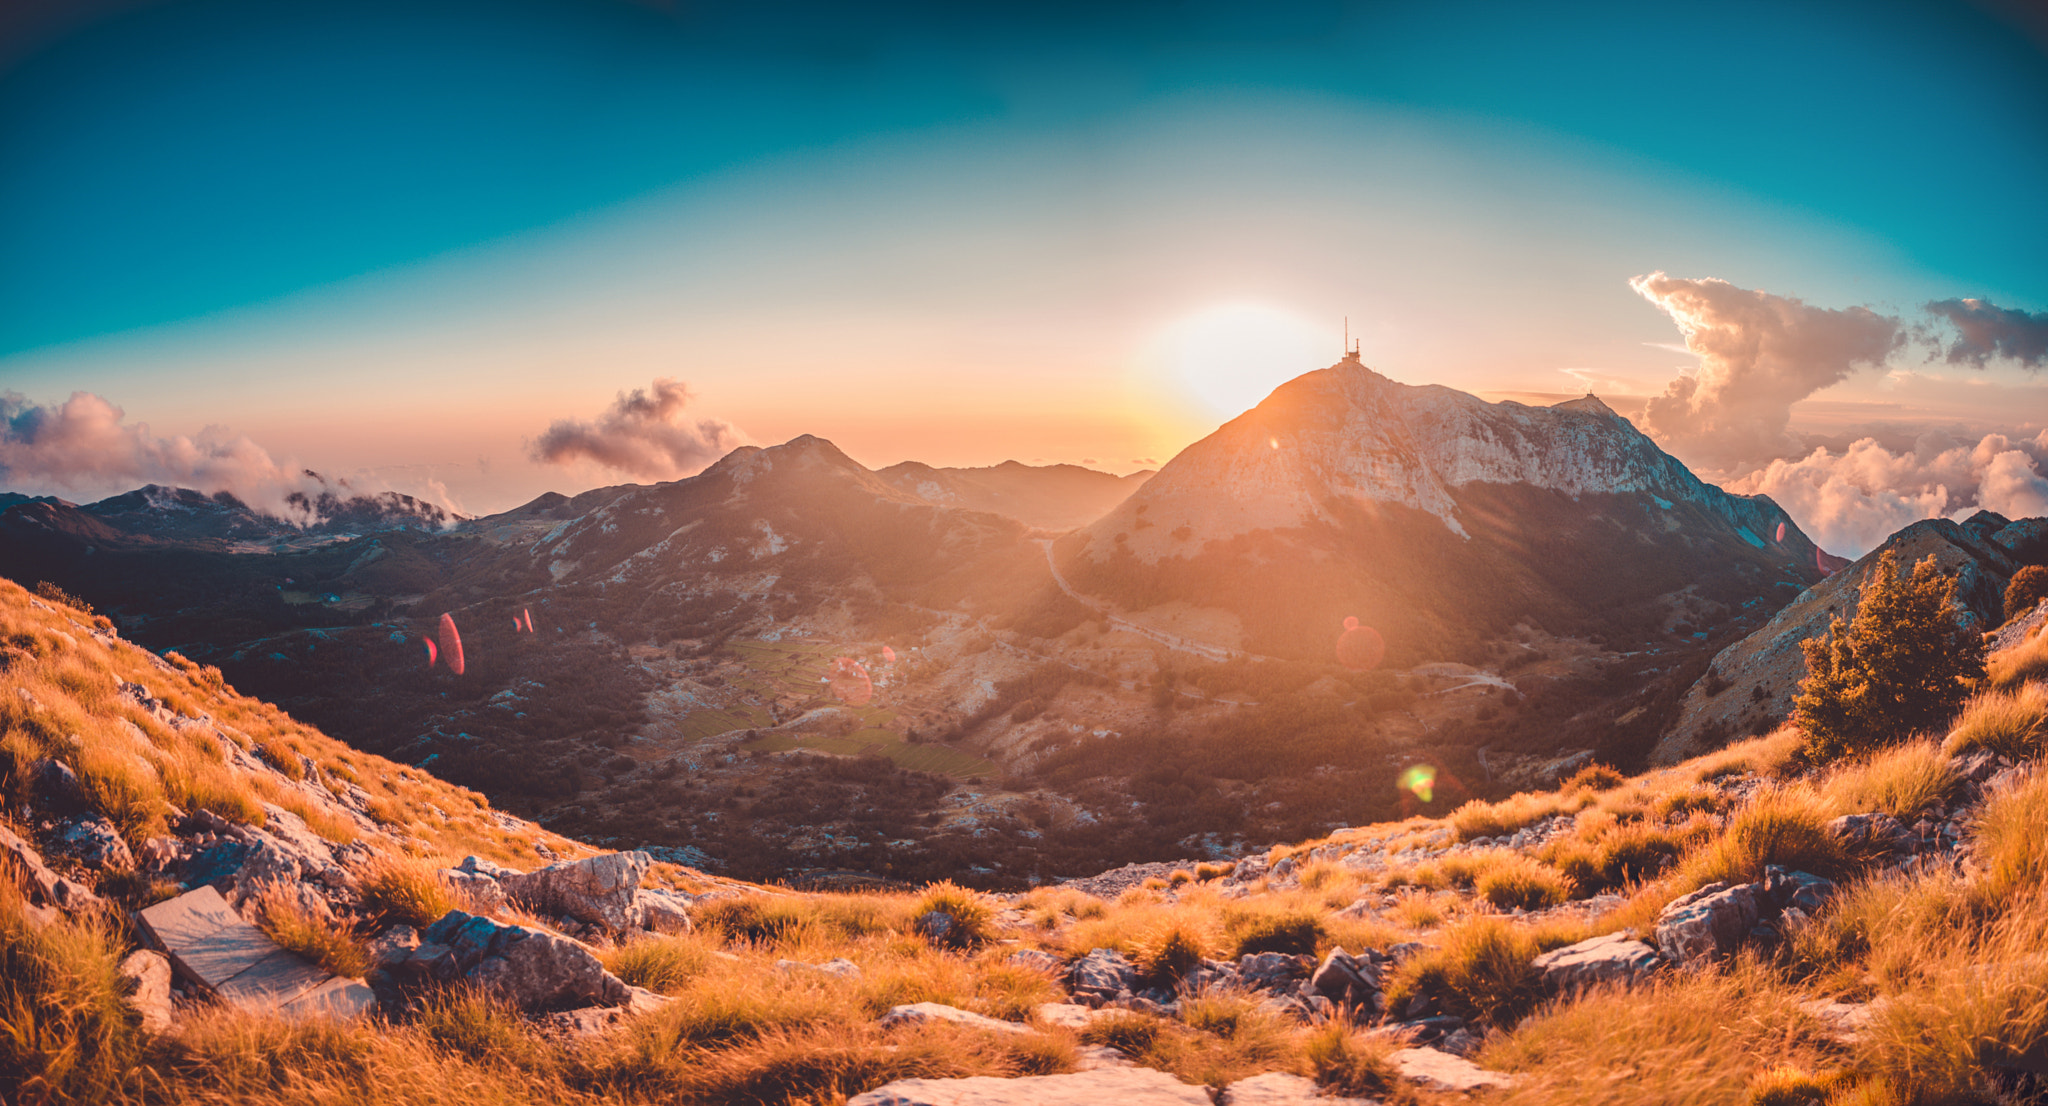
left=1069, top=948, right=1137, bottom=1003
left=1653, top=882, right=1762, bottom=964
left=633, top=888, right=694, bottom=935
left=1388, top=1046, right=1516, bottom=1092
left=1760, top=867, right=1837, bottom=916
left=1531, top=932, right=1661, bottom=991
left=439, top=867, right=509, bottom=914
left=367, top=926, right=421, bottom=970
left=777, top=957, right=861, bottom=979
left=496, top=851, right=650, bottom=933
left=30, top=758, right=85, bottom=811
left=913, top=910, right=956, bottom=945
left=1221, top=1071, right=1379, bottom=1105
left=1825, top=813, right=1909, bottom=855
left=847, top=1066, right=1212, bottom=1106
left=417, top=910, right=633, bottom=1010
left=1236, top=952, right=1308, bottom=992
left=0, top=821, right=101, bottom=924
left=120, top=949, right=173, bottom=1033
left=1006, top=948, right=1063, bottom=975
left=1033, top=1003, right=1100, bottom=1030
left=1309, top=946, right=1382, bottom=1007
left=878, top=1002, right=1034, bottom=1036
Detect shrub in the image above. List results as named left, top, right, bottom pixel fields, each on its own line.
left=357, top=856, right=461, bottom=930
left=1475, top=856, right=1572, bottom=911
left=1677, top=784, right=1852, bottom=891
left=1133, top=920, right=1215, bottom=985
left=1225, top=909, right=1323, bottom=957
left=909, top=881, right=996, bottom=950
left=1304, top=1022, right=1412, bottom=1102
left=1193, top=861, right=1235, bottom=881
left=696, top=895, right=813, bottom=946
left=603, top=934, right=713, bottom=994
left=1382, top=917, right=1547, bottom=1027
left=2006, top=564, right=2048, bottom=622
left=1563, top=763, right=1625, bottom=792
left=1793, top=550, right=1985, bottom=761
left=1943, top=684, right=2048, bottom=761
left=1820, top=738, right=1959, bottom=820
left=248, top=883, right=369, bottom=978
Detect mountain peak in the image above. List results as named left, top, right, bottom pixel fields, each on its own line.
left=1552, top=394, right=1620, bottom=418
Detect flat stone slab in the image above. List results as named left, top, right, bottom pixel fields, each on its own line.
left=1389, top=1047, right=1516, bottom=1092
left=847, top=1066, right=1212, bottom=1105
left=879, top=1002, right=1034, bottom=1036
left=1531, top=932, right=1661, bottom=991
left=1034, top=1002, right=1106, bottom=1029
left=138, top=884, right=367, bottom=1018
left=1222, top=1071, right=1381, bottom=1104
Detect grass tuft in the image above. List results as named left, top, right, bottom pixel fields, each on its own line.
left=1943, top=683, right=2048, bottom=760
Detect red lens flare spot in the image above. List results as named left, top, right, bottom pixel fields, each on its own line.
left=523, top=609, right=534, bottom=633
left=882, top=645, right=897, bottom=665
left=828, top=656, right=873, bottom=706
left=1775, top=522, right=1787, bottom=543
left=1335, top=618, right=1384, bottom=671
left=438, top=613, right=466, bottom=676
left=424, top=639, right=437, bottom=668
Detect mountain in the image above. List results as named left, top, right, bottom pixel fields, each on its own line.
left=1650, top=510, right=2048, bottom=764
left=1058, top=357, right=1830, bottom=668
left=878, top=459, right=1153, bottom=531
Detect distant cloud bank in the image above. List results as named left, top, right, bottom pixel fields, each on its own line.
left=530, top=378, right=744, bottom=480
left=1631, top=274, right=2048, bottom=557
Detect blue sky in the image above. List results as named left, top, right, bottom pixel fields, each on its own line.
left=1, top=0, right=2044, bottom=544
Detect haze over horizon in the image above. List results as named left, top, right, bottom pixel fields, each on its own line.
left=3, top=0, right=2047, bottom=556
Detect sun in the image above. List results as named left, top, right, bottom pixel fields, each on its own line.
left=1159, top=303, right=1334, bottom=420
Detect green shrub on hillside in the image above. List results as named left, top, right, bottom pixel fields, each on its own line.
left=1793, top=551, right=1984, bottom=761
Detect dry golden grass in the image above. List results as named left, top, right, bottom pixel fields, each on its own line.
left=1448, top=790, right=1584, bottom=842
left=1818, top=738, right=1959, bottom=820
left=1974, top=764, right=2048, bottom=901
left=1943, top=682, right=2048, bottom=760
left=1986, top=628, right=2048, bottom=690
left=249, top=882, right=370, bottom=978
left=357, top=855, right=463, bottom=930
left=1381, top=915, right=1582, bottom=1028
left=1479, top=954, right=1836, bottom=1105
left=1473, top=853, right=1573, bottom=911
left=1302, top=1022, right=1418, bottom=1104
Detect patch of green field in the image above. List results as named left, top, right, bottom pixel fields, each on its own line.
left=676, top=709, right=766, bottom=740
left=739, top=728, right=997, bottom=778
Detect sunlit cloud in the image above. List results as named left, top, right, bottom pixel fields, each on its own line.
left=1922, top=298, right=2048, bottom=370
left=529, top=378, right=746, bottom=480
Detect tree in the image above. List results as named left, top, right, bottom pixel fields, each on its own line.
left=2006, top=564, right=2048, bottom=623
left=1793, top=550, right=1985, bottom=761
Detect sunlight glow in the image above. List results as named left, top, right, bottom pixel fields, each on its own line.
left=1161, top=303, right=1333, bottom=420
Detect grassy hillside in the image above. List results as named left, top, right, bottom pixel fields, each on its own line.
left=5, top=572, right=2048, bottom=1105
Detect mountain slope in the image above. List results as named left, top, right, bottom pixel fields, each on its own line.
left=1058, top=357, right=1832, bottom=668
left=1651, top=510, right=2048, bottom=764
left=878, top=460, right=1152, bottom=531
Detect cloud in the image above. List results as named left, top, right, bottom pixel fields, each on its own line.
left=1, top=390, right=297, bottom=501
left=530, top=378, right=744, bottom=480
left=1725, top=429, right=2048, bottom=557
left=0, top=390, right=464, bottom=522
left=1631, top=272, right=1905, bottom=473
left=1923, top=298, right=2048, bottom=369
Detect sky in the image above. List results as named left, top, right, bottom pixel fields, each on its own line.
left=2, top=0, right=2046, bottom=555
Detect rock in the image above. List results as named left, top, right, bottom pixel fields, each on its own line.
left=138, top=885, right=371, bottom=1019
left=1007, top=948, right=1063, bottom=974
left=1388, top=1046, right=1516, bottom=1092
left=457, top=854, right=525, bottom=880
left=913, top=910, right=956, bottom=944
left=367, top=926, right=421, bottom=969
left=496, top=851, right=651, bottom=934
left=879, top=1002, right=1034, bottom=1036
left=1309, top=946, right=1382, bottom=1007
left=1825, top=813, right=1909, bottom=855
left=847, top=1066, right=1213, bottom=1106
left=1439, top=1027, right=1481, bottom=1057
left=1221, top=1071, right=1380, bottom=1105
left=777, top=957, right=861, bottom=979
left=1237, top=952, right=1308, bottom=992
left=418, top=910, right=633, bottom=1010
left=30, top=758, right=84, bottom=810
left=0, top=821, right=102, bottom=924
left=120, top=949, right=173, bottom=1033
left=1653, top=882, right=1762, bottom=964
left=1073, top=1045, right=1134, bottom=1071
left=1531, top=932, right=1661, bottom=990
left=1760, top=867, right=1836, bottom=915
left=1798, top=998, right=1882, bottom=1044
left=1033, top=1002, right=1100, bottom=1029
left=633, top=888, right=694, bottom=935
left=1069, top=948, right=1137, bottom=1002
left=439, top=867, right=509, bottom=914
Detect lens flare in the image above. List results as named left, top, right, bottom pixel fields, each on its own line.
left=424, top=638, right=437, bottom=668
left=1775, top=522, right=1786, bottom=543
left=523, top=609, right=534, bottom=633
left=1335, top=617, right=1385, bottom=671
left=882, top=645, right=897, bottom=665
left=829, top=656, right=873, bottom=706
left=438, top=613, right=466, bottom=676
left=1399, top=764, right=1437, bottom=803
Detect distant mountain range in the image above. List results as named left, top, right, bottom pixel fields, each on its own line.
left=8, top=359, right=2004, bottom=884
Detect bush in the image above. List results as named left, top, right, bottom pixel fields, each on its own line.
left=909, top=881, right=995, bottom=950
left=1382, top=916, right=1549, bottom=1027
left=2006, top=564, right=2048, bottom=622
left=1304, top=1022, right=1412, bottom=1102
left=1793, top=550, right=1985, bottom=761
left=1133, top=921, right=1214, bottom=985
left=357, top=856, right=461, bottom=930
left=1475, top=856, right=1573, bottom=911
left=1226, top=909, right=1324, bottom=957
left=1944, top=684, right=2048, bottom=760
left=1677, top=784, right=1851, bottom=890
left=1563, top=763, right=1625, bottom=792
left=1820, top=738, right=1959, bottom=820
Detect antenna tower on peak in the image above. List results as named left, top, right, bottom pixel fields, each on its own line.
left=1343, top=317, right=1362, bottom=364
